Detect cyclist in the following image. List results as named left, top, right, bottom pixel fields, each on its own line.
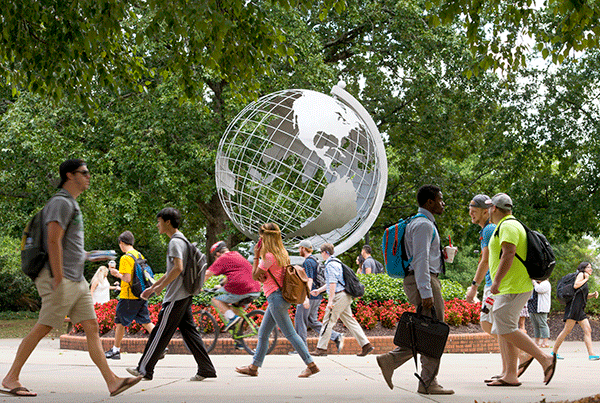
left=206, top=241, right=261, bottom=331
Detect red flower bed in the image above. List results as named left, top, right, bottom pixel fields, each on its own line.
left=75, top=298, right=480, bottom=334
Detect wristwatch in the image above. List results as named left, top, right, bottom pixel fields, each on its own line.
left=471, top=280, right=478, bottom=287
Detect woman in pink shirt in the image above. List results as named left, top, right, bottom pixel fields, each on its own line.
left=236, top=223, right=319, bottom=378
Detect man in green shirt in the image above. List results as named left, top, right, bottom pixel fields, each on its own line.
left=485, top=193, right=556, bottom=387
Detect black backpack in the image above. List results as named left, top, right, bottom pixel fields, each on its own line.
left=331, top=258, right=364, bottom=298
left=556, top=272, right=578, bottom=304
left=21, top=194, right=76, bottom=281
left=494, top=218, right=556, bottom=281
left=126, top=252, right=155, bottom=298
left=365, top=256, right=385, bottom=274
left=172, top=233, right=207, bottom=295
left=306, top=256, right=326, bottom=289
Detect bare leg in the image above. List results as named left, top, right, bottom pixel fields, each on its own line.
left=482, top=321, right=505, bottom=377
left=502, top=330, right=553, bottom=382
left=142, top=322, right=155, bottom=334
left=498, top=335, right=520, bottom=384
left=114, top=324, right=125, bottom=348
left=211, top=298, right=231, bottom=316
left=580, top=319, right=594, bottom=356
left=2, top=323, right=52, bottom=395
left=553, top=319, right=576, bottom=354
left=80, top=319, right=138, bottom=394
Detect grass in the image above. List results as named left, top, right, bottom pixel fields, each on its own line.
left=0, top=311, right=67, bottom=339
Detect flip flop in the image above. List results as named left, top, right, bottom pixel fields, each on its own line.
left=487, top=379, right=522, bottom=387
left=484, top=375, right=502, bottom=383
left=0, top=386, right=37, bottom=397
left=517, top=356, right=534, bottom=377
left=110, top=376, right=142, bottom=397
left=544, top=353, right=557, bottom=385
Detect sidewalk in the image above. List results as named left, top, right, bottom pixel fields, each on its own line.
left=1, top=338, right=598, bottom=402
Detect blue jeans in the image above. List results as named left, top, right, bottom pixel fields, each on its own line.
left=295, top=298, right=341, bottom=345
left=252, top=290, right=313, bottom=367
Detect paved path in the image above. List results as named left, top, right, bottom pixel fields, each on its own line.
left=1, top=338, right=599, bottom=402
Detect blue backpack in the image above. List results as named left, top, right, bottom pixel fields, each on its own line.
left=126, top=252, right=155, bottom=298
left=381, top=213, right=435, bottom=278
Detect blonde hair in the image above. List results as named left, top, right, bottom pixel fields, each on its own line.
left=259, top=222, right=289, bottom=267
left=91, top=266, right=108, bottom=285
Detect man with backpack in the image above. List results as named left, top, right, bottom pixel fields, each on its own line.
left=291, top=240, right=343, bottom=355
left=2, top=159, right=142, bottom=397
left=127, top=208, right=216, bottom=382
left=310, top=243, right=373, bottom=357
left=484, top=193, right=556, bottom=386
left=105, top=231, right=156, bottom=360
left=376, top=185, right=454, bottom=395
left=360, top=245, right=384, bottom=274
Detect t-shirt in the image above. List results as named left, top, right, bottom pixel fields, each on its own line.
left=259, top=252, right=285, bottom=297
left=43, top=189, right=85, bottom=282
left=208, top=251, right=260, bottom=295
left=488, top=215, right=532, bottom=295
left=118, top=249, right=144, bottom=300
left=361, top=256, right=377, bottom=274
left=303, top=255, right=321, bottom=300
left=480, top=222, right=496, bottom=287
left=163, top=231, right=192, bottom=303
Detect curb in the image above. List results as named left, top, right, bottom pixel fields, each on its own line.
left=60, top=332, right=499, bottom=355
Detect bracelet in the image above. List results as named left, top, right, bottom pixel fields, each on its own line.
left=471, top=280, right=478, bottom=287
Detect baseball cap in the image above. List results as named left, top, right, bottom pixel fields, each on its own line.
left=485, top=193, right=513, bottom=210
left=297, top=239, right=313, bottom=249
left=210, top=241, right=227, bottom=255
left=469, top=194, right=491, bottom=209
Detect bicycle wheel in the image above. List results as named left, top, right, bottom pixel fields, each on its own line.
left=237, top=309, right=278, bottom=355
left=194, top=311, right=219, bottom=353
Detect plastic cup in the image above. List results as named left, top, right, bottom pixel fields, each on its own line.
left=444, top=246, right=458, bottom=263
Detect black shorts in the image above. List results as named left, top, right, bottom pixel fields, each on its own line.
left=115, top=299, right=151, bottom=327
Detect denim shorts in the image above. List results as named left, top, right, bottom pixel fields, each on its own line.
left=115, top=299, right=151, bottom=327
left=214, top=288, right=260, bottom=305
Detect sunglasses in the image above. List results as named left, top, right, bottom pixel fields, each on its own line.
left=74, top=169, right=90, bottom=176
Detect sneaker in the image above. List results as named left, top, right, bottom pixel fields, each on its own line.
left=288, top=350, right=299, bottom=355
left=551, top=352, right=564, bottom=360
left=334, top=334, right=345, bottom=353
left=105, top=349, right=121, bottom=360
left=158, top=348, right=168, bottom=360
left=234, top=342, right=245, bottom=350
left=589, top=355, right=600, bottom=361
left=223, top=315, right=242, bottom=332
left=126, top=367, right=152, bottom=381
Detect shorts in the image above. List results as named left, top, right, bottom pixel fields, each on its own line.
left=115, top=299, right=151, bottom=327
left=480, top=285, right=495, bottom=324
left=35, top=268, right=96, bottom=329
left=213, top=288, right=261, bottom=305
left=491, top=291, right=532, bottom=335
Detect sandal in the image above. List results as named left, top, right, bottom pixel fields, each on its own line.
left=517, top=356, right=534, bottom=377
left=298, top=363, right=320, bottom=378
left=235, top=365, right=258, bottom=377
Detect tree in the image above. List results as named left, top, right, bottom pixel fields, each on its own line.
left=428, top=0, right=600, bottom=74
left=0, top=0, right=345, bottom=110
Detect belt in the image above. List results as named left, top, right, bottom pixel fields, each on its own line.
left=405, top=271, right=439, bottom=278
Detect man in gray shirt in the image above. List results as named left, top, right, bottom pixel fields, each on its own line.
left=376, top=185, right=454, bottom=395
left=128, top=207, right=216, bottom=382
left=2, top=159, right=141, bottom=397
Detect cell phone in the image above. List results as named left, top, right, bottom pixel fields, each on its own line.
left=256, top=238, right=263, bottom=250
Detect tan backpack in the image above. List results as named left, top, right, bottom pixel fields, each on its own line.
left=268, top=264, right=310, bottom=304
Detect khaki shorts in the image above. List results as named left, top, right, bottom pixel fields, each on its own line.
left=35, top=268, right=96, bottom=329
left=491, top=291, right=532, bottom=335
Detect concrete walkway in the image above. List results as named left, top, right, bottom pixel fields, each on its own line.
left=1, top=338, right=598, bottom=402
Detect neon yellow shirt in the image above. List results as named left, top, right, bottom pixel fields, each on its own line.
left=488, top=215, right=533, bottom=295
left=118, top=249, right=144, bottom=300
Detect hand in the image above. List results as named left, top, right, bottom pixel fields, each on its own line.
left=109, top=268, right=120, bottom=277
left=465, top=285, right=477, bottom=304
left=327, top=301, right=335, bottom=310
left=422, top=297, right=434, bottom=309
left=140, top=287, right=155, bottom=301
left=594, top=291, right=599, bottom=299
left=302, top=298, right=310, bottom=309
left=51, top=276, right=63, bottom=291
left=490, top=281, right=500, bottom=295
left=310, top=289, right=320, bottom=297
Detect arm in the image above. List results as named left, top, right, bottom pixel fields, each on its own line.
left=410, top=221, right=434, bottom=302
left=110, top=267, right=131, bottom=283
left=141, top=257, right=184, bottom=300
left=90, top=279, right=99, bottom=294
left=466, top=246, right=490, bottom=303
left=47, top=221, right=65, bottom=290
left=327, top=282, right=336, bottom=308
left=533, top=280, right=551, bottom=294
left=490, top=242, right=516, bottom=294
left=574, top=272, right=589, bottom=289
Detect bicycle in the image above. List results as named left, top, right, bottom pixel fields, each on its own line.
left=192, top=288, right=278, bottom=355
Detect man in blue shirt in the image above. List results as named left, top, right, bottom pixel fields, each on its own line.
left=376, top=185, right=454, bottom=395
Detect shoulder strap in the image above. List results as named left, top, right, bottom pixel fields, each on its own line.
left=493, top=217, right=526, bottom=264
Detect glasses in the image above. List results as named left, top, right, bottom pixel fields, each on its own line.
left=74, top=169, right=90, bottom=177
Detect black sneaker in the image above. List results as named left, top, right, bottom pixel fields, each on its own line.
left=105, top=349, right=121, bottom=360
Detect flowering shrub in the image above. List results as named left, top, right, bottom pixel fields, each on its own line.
left=444, top=298, right=481, bottom=326
left=354, top=302, right=378, bottom=330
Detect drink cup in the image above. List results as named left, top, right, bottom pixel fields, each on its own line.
left=444, top=246, right=458, bottom=263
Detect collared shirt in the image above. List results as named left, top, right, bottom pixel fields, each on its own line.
left=405, top=207, right=442, bottom=300
left=480, top=221, right=496, bottom=287
left=324, top=256, right=345, bottom=294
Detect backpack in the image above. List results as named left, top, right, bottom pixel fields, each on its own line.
left=21, top=193, right=76, bottom=281
left=306, top=256, right=326, bottom=289
left=126, top=252, right=155, bottom=298
left=364, top=256, right=385, bottom=274
left=556, top=272, right=578, bottom=304
left=331, top=258, right=365, bottom=298
left=172, top=233, right=208, bottom=295
left=494, top=218, right=556, bottom=281
left=268, top=264, right=310, bottom=304
left=381, top=214, right=435, bottom=278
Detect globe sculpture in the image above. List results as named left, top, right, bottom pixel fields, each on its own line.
left=215, top=83, right=388, bottom=255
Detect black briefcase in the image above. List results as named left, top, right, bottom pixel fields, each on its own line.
left=394, top=305, right=449, bottom=359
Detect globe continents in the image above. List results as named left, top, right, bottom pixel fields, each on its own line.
left=216, top=85, right=387, bottom=255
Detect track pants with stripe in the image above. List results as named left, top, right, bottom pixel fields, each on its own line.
left=137, top=296, right=216, bottom=379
